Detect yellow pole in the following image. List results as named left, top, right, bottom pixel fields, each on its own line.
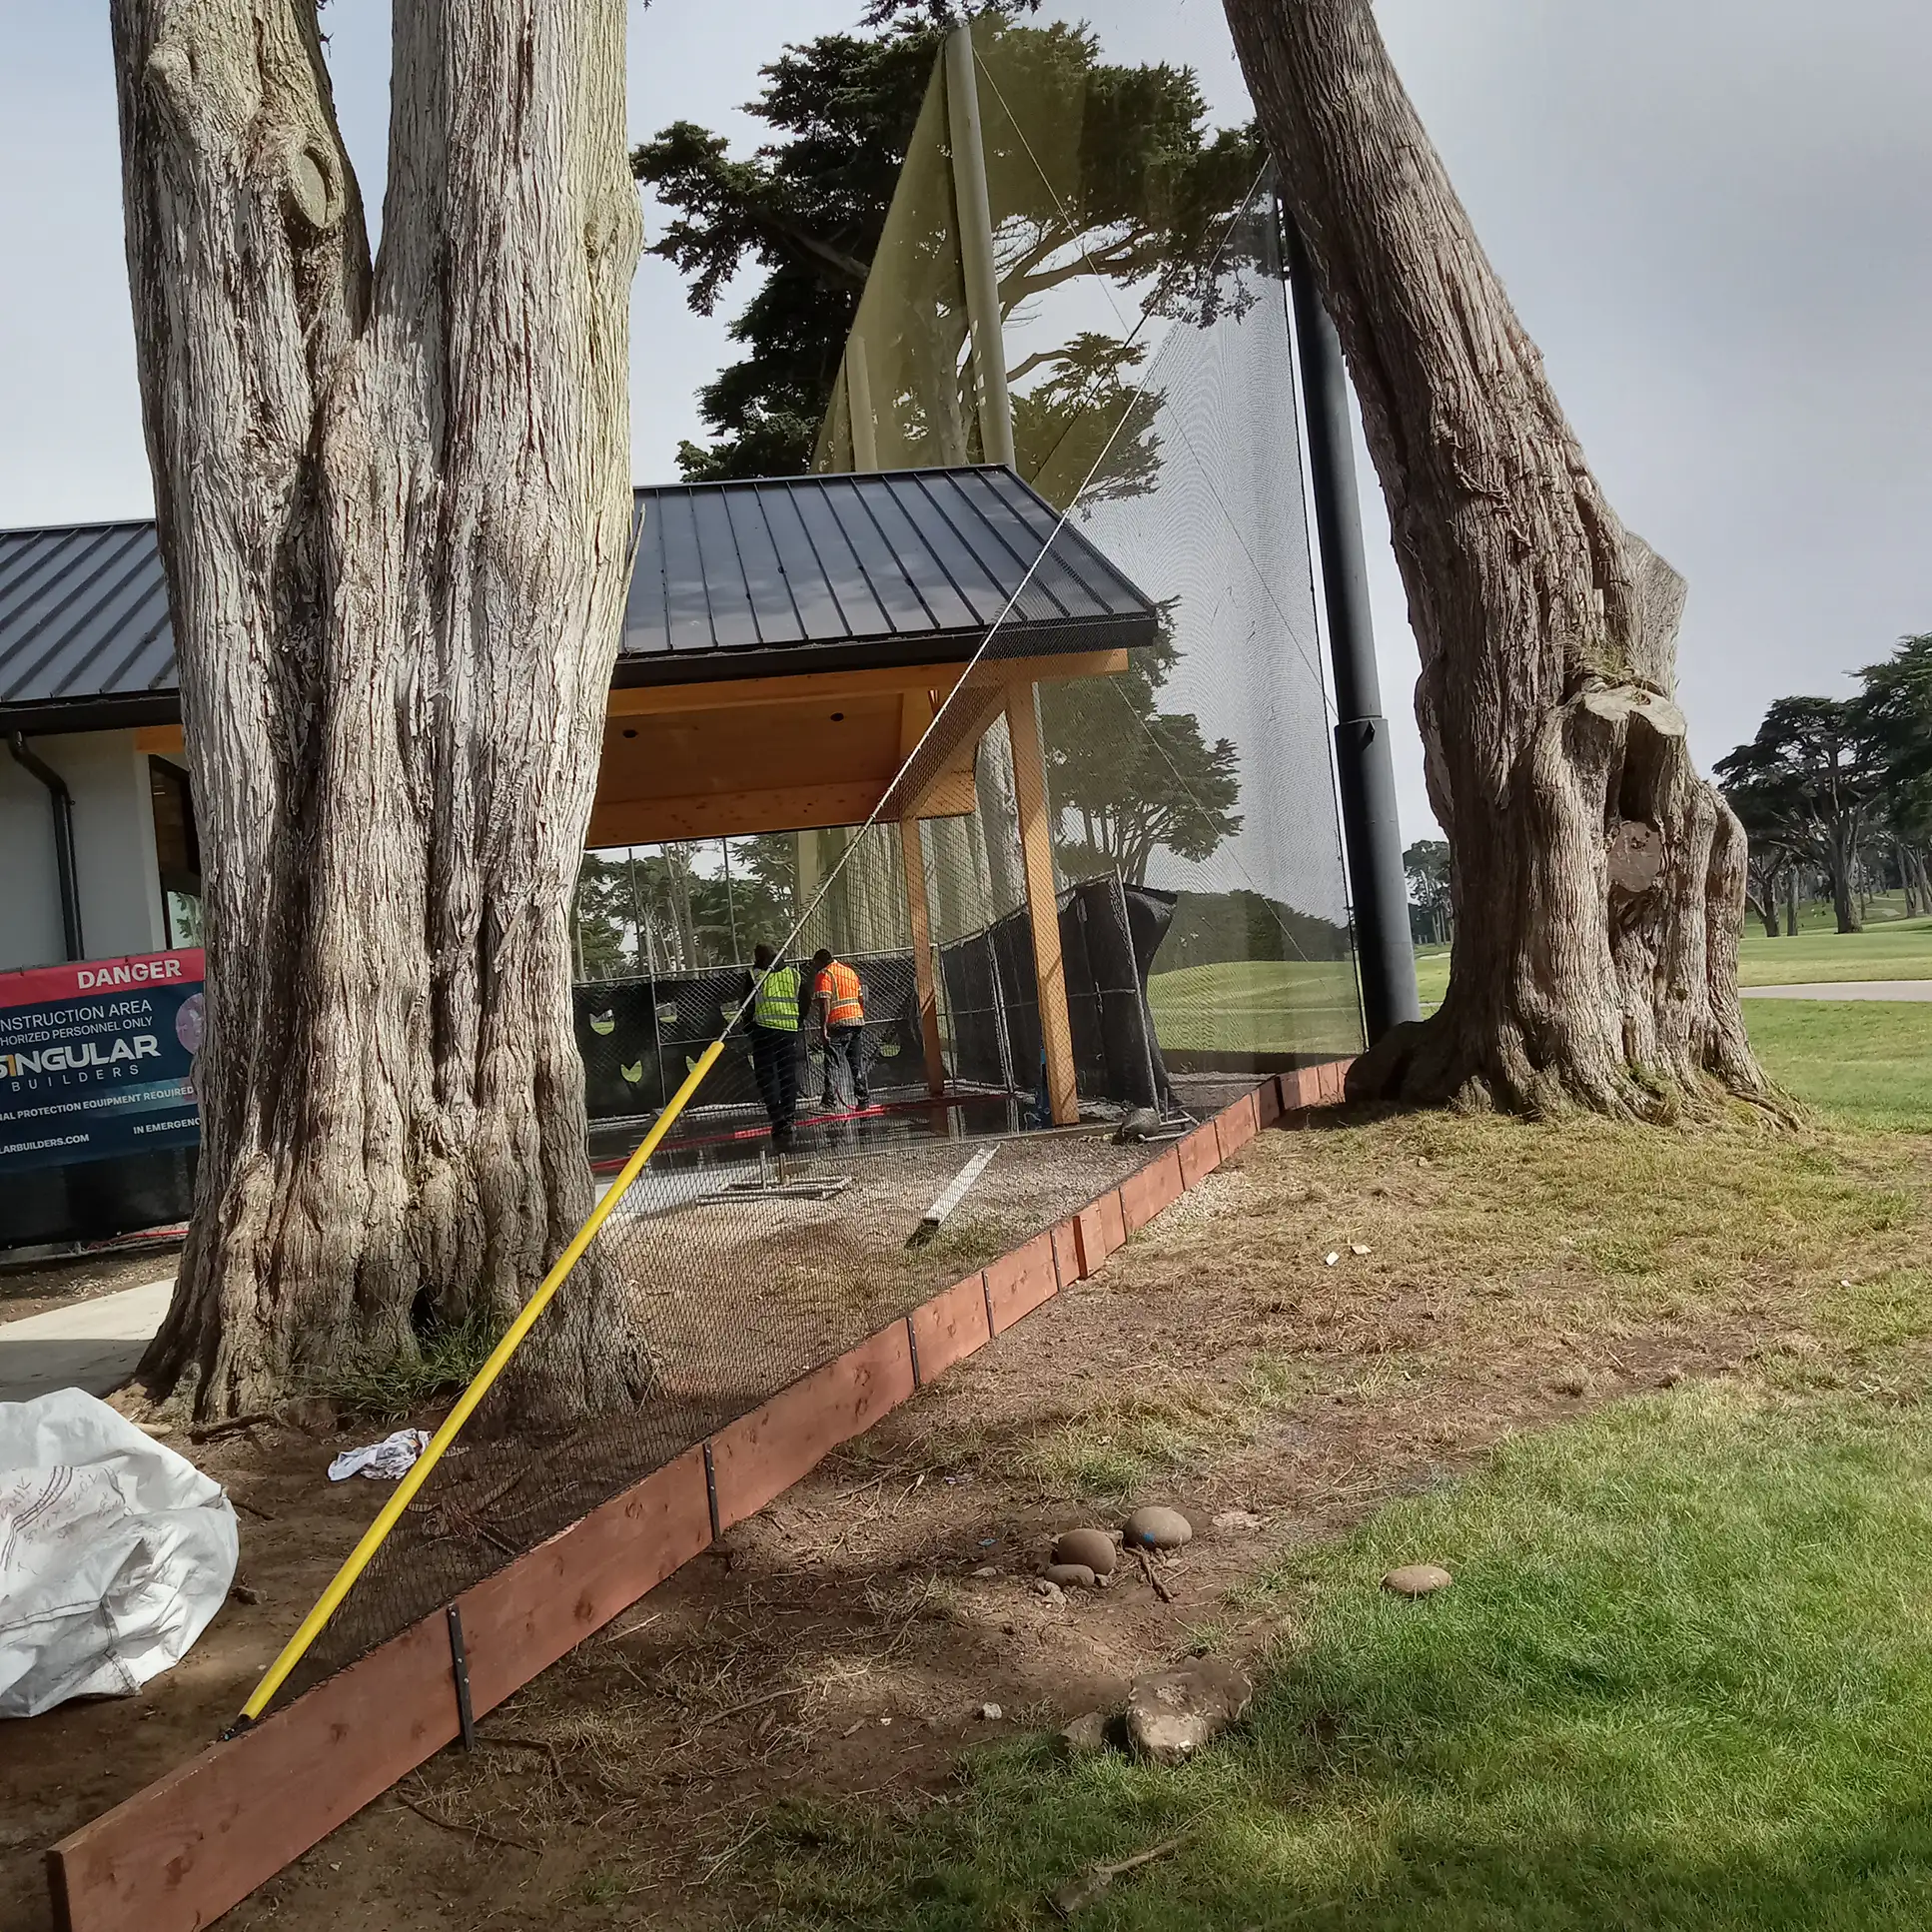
left=236, top=1037, right=726, bottom=1725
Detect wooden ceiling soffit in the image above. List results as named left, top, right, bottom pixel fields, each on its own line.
left=586, top=768, right=977, bottom=846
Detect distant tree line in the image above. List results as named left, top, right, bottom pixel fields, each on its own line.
left=1715, top=633, right=1932, bottom=937
left=570, top=839, right=794, bottom=980
left=1403, top=839, right=1451, bottom=946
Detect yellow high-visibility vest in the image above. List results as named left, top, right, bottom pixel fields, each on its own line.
left=751, top=964, right=801, bottom=1032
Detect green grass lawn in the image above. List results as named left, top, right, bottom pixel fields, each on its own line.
left=1746, top=1000, right=1932, bottom=1132
left=741, top=937, right=1932, bottom=1929
left=1146, top=957, right=1366, bottom=1060
left=1159, top=929, right=1932, bottom=1099
left=1416, top=918, right=1932, bottom=1008
left=1738, top=915, right=1932, bottom=986
left=760, top=1385, right=1932, bottom=1929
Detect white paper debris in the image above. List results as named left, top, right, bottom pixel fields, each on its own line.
left=328, top=1429, right=433, bottom=1482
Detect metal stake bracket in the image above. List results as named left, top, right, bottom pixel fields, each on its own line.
left=447, top=1604, right=477, bottom=1752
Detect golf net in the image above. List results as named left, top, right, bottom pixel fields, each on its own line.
left=265, top=22, right=1362, bottom=1708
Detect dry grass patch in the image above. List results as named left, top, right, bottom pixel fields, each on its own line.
left=881, top=1106, right=1932, bottom=1508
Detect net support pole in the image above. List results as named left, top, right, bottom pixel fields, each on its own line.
left=1281, top=209, right=1421, bottom=1043
left=946, top=22, right=1015, bottom=472
left=1004, top=681, right=1078, bottom=1126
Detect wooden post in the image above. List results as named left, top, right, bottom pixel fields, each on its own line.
left=896, top=692, right=947, bottom=1098
left=899, top=818, right=948, bottom=1097
left=1004, top=681, right=1078, bottom=1125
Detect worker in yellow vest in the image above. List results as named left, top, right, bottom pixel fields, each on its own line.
left=808, top=948, right=869, bottom=1110
left=746, top=942, right=801, bottom=1147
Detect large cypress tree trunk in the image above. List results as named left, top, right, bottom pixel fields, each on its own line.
left=111, top=1, right=648, bottom=1419
left=1223, top=0, right=1776, bottom=1118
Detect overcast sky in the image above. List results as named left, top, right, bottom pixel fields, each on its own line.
left=3, top=1, right=1928, bottom=849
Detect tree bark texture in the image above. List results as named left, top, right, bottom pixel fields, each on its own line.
left=1223, top=0, right=1776, bottom=1118
left=112, top=1, right=645, bottom=1416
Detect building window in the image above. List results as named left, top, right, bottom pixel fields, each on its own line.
left=150, top=758, right=203, bottom=949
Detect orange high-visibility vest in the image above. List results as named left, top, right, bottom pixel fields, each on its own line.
left=815, top=960, right=864, bottom=1027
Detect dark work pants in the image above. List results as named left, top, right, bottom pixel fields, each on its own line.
left=821, top=1024, right=868, bottom=1107
left=749, top=1024, right=798, bottom=1136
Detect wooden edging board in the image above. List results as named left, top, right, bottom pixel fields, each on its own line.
left=48, top=1061, right=1354, bottom=1932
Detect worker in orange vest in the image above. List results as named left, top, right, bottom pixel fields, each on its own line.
left=808, top=948, right=868, bottom=1110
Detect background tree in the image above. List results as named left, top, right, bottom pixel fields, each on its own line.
left=634, top=9, right=1255, bottom=480
left=572, top=857, right=637, bottom=981
left=1222, top=0, right=1770, bottom=1117
left=1038, top=633, right=1241, bottom=882
left=113, top=0, right=645, bottom=1419
left=1403, top=839, right=1452, bottom=945
left=1743, top=840, right=1794, bottom=939
left=572, top=844, right=792, bottom=977
left=639, top=10, right=1251, bottom=886
left=1715, top=697, right=1884, bottom=936
left=1857, top=633, right=1932, bottom=916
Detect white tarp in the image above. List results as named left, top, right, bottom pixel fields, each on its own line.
left=0, top=1389, right=238, bottom=1718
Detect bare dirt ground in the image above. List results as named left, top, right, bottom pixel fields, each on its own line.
left=0, top=1242, right=181, bottom=1325
left=6, top=1103, right=1927, bottom=1931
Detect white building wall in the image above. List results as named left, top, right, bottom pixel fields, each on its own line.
left=0, top=729, right=168, bottom=973
left=0, top=748, right=64, bottom=971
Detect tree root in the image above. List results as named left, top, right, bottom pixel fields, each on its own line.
left=1348, top=1008, right=1801, bottom=1129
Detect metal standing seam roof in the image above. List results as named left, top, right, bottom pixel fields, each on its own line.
left=0, top=467, right=1156, bottom=733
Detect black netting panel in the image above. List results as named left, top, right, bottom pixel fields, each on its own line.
left=265, top=22, right=1374, bottom=1708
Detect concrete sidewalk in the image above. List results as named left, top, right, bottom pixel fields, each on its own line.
left=0, top=1178, right=633, bottom=1408
left=1741, top=981, right=1932, bottom=1002
left=0, top=1277, right=172, bottom=1405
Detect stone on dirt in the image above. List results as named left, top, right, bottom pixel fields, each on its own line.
left=1122, top=1505, right=1193, bottom=1550
left=1124, top=1657, right=1253, bottom=1764
left=1052, top=1527, right=1118, bottom=1574
left=979, top=1702, right=1003, bottom=1721
left=1058, top=1709, right=1114, bottom=1757
left=1043, top=1562, right=1099, bottom=1591
left=1382, top=1562, right=1452, bottom=1597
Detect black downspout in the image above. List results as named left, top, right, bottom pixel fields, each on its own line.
left=9, top=733, right=85, bottom=962
left=1281, top=208, right=1422, bottom=1044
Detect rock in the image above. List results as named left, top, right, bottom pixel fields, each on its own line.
left=1031, top=1577, right=1067, bottom=1604
left=1324, top=1252, right=1340, bottom=1267
left=1124, top=1658, right=1252, bottom=1764
left=1057, top=1710, right=1114, bottom=1757
left=1122, top=1505, right=1193, bottom=1550
left=1211, top=1508, right=1263, bottom=1534
left=1043, top=1563, right=1098, bottom=1591
left=1382, top=1562, right=1452, bottom=1597
left=1052, top=1527, right=1118, bottom=1575
left=978, top=1702, right=1003, bottom=1721
left=1350, top=1242, right=1371, bottom=1257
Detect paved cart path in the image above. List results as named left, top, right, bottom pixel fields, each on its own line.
left=0, top=1170, right=704, bottom=1407
left=0, top=1276, right=174, bottom=1404
left=1740, top=981, right=1932, bottom=1001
